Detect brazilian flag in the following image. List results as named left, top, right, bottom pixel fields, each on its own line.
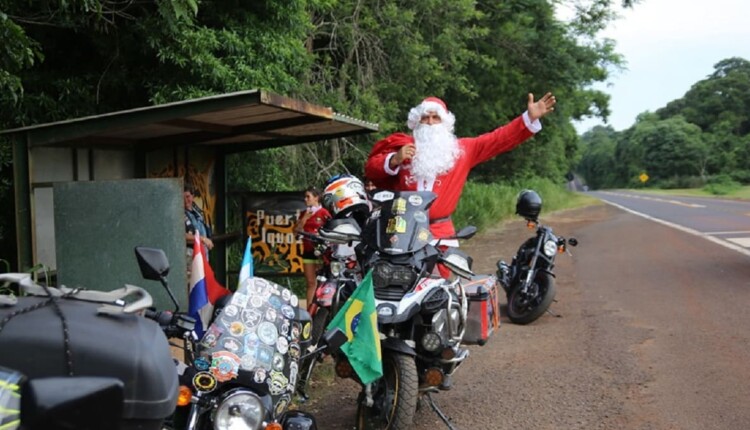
left=327, top=269, right=383, bottom=384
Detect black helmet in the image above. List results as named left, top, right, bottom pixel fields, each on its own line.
left=515, top=189, right=542, bottom=220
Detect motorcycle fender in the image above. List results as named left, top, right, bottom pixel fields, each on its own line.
left=539, top=268, right=556, bottom=278
left=381, top=337, right=416, bottom=357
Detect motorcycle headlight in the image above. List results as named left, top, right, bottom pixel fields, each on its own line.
left=330, top=261, right=344, bottom=277
left=214, top=390, right=265, bottom=430
left=372, top=262, right=415, bottom=288
left=543, top=240, right=558, bottom=257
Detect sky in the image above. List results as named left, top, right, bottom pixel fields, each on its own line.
left=565, top=0, right=750, bottom=134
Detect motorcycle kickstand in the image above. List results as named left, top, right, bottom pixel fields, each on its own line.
left=425, top=392, right=459, bottom=430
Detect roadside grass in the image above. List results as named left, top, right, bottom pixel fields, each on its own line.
left=453, top=178, right=601, bottom=232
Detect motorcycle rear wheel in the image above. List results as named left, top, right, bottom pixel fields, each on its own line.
left=507, top=272, right=556, bottom=325
left=356, top=352, right=418, bottom=430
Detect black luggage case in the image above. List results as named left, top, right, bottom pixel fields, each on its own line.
left=0, top=296, right=178, bottom=429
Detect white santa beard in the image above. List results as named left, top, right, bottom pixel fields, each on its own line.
left=411, top=123, right=461, bottom=181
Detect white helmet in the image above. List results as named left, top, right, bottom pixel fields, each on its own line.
left=322, top=174, right=370, bottom=221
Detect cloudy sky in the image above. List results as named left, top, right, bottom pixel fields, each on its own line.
left=566, top=0, right=750, bottom=134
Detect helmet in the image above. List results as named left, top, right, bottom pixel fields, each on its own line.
left=322, top=174, right=370, bottom=222
left=515, top=189, right=542, bottom=220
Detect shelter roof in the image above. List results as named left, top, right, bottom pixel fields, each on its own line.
left=0, top=90, right=378, bottom=152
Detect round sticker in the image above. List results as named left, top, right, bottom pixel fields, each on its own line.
left=280, top=304, right=296, bottom=319
left=288, top=343, right=301, bottom=360
left=250, top=295, right=263, bottom=308
left=269, top=295, right=282, bottom=309
left=223, top=337, right=242, bottom=353
left=193, top=357, right=210, bottom=371
left=281, top=288, right=291, bottom=302
left=291, top=324, right=300, bottom=341
left=289, top=361, right=298, bottom=387
left=413, top=211, right=427, bottom=223
left=272, top=353, right=285, bottom=371
left=302, top=322, right=312, bottom=340
left=240, top=354, right=256, bottom=371
left=253, top=368, right=267, bottom=384
left=224, top=305, right=239, bottom=317
left=193, top=371, right=217, bottom=392
left=229, top=321, right=245, bottom=336
left=280, top=320, right=290, bottom=337
left=257, top=321, right=278, bottom=346
left=408, top=195, right=423, bottom=206
left=276, top=337, right=289, bottom=354
left=242, top=309, right=263, bottom=328
left=290, top=295, right=299, bottom=307
left=274, top=395, right=291, bottom=417
left=210, top=351, right=241, bottom=382
left=265, top=308, right=277, bottom=322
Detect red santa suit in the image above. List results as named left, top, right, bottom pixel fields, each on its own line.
left=365, top=100, right=540, bottom=241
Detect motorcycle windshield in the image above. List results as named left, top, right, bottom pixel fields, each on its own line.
left=196, top=277, right=310, bottom=414
left=367, top=190, right=436, bottom=255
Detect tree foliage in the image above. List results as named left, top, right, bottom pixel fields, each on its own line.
left=577, top=57, right=750, bottom=189
left=1, top=0, right=634, bottom=262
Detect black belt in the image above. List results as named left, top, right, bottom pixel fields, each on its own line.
left=430, top=216, right=452, bottom=224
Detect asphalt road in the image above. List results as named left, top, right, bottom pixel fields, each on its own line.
left=308, top=199, right=750, bottom=430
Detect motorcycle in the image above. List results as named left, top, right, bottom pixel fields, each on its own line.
left=295, top=218, right=363, bottom=399
left=131, top=246, right=346, bottom=430
left=338, top=190, right=484, bottom=430
left=0, top=247, right=344, bottom=430
left=496, top=190, right=578, bottom=325
left=0, top=271, right=178, bottom=430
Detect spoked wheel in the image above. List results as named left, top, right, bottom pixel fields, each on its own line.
left=356, top=352, right=418, bottom=430
left=507, top=272, right=556, bottom=325
left=295, top=307, right=329, bottom=398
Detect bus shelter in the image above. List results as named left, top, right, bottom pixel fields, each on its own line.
left=1, top=90, right=378, bottom=308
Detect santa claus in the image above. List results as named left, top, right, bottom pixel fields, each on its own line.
left=365, top=93, right=557, bottom=245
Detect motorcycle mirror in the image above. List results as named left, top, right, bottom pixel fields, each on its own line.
left=454, top=226, right=477, bottom=240
left=322, top=327, right=348, bottom=354
left=134, top=246, right=170, bottom=280
left=21, top=376, right=124, bottom=430
left=439, top=248, right=475, bottom=279
left=134, top=246, right=180, bottom=313
left=568, top=238, right=578, bottom=247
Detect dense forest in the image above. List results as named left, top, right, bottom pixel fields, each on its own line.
left=577, top=57, right=750, bottom=190
left=0, top=0, right=636, bottom=262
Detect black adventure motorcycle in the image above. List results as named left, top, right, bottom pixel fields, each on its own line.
left=496, top=190, right=578, bottom=325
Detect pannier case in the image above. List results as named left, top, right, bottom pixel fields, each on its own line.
left=0, top=296, right=178, bottom=430
left=463, top=275, right=500, bottom=345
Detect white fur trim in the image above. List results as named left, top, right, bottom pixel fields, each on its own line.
left=407, top=101, right=456, bottom=131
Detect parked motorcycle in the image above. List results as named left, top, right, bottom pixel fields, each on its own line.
left=337, top=190, right=489, bottom=430
left=496, top=190, right=578, bottom=325
left=0, top=271, right=178, bottom=429
left=295, top=218, right=363, bottom=399
left=0, top=247, right=344, bottom=430
left=132, top=246, right=346, bottom=430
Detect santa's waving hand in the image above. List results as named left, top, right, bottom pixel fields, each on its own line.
left=364, top=93, right=556, bottom=243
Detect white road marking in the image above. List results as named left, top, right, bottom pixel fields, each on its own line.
left=597, top=198, right=750, bottom=258
left=727, top=238, right=750, bottom=247
left=705, top=230, right=750, bottom=235
left=602, top=192, right=705, bottom=208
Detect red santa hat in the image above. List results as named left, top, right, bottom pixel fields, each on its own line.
left=407, top=96, right=456, bottom=131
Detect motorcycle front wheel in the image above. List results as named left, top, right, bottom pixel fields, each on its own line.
left=507, top=272, right=556, bottom=325
left=356, top=352, right=418, bottom=430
